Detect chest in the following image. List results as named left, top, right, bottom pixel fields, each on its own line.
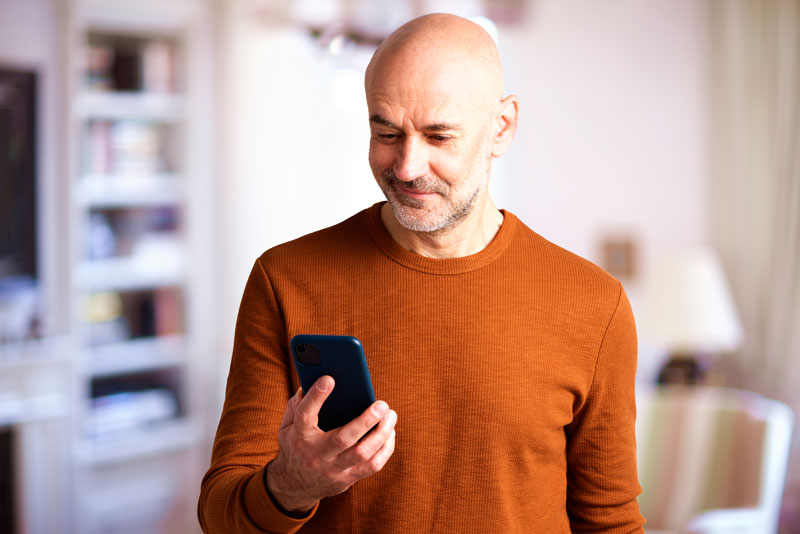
left=284, top=273, right=603, bottom=448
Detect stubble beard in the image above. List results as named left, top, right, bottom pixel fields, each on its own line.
left=376, top=168, right=483, bottom=233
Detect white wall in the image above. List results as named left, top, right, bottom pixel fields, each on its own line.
left=216, top=0, right=714, bottom=385
left=498, top=0, right=711, bottom=280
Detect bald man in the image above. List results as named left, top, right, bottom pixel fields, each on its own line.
left=199, top=14, right=645, bottom=534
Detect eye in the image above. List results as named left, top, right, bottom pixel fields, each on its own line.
left=429, top=134, right=451, bottom=143
left=375, top=133, right=400, bottom=141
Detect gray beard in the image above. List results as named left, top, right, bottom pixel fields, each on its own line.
left=380, top=170, right=481, bottom=233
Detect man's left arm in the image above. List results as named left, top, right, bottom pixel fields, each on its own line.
left=565, top=283, right=646, bottom=533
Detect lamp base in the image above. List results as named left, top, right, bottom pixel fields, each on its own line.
left=656, top=354, right=719, bottom=386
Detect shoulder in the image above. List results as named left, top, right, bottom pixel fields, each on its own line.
left=512, top=215, right=620, bottom=290
left=506, top=213, right=623, bottom=313
left=256, top=207, right=376, bottom=277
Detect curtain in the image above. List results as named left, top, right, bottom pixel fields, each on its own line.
left=710, top=0, right=800, bottom=522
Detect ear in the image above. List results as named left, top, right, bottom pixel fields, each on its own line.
left=490, top=95, right=519, bottom=158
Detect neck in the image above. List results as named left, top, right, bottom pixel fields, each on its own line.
left=380, top=196, right=504, bottom=259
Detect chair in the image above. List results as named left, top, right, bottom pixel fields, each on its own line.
left=635, top=386, right=794, bottom=534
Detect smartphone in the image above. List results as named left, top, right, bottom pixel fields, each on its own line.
left=290, top=334, right=377, bottom=432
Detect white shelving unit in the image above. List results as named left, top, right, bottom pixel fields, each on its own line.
left=76, top=91, right=185, bottom=121
left=74, top=174, right=183, bottom=207
left=87, top=334, right=186, bottom=377
left=74, top=256, right=187, bottom=291
left=63, top=1, right=216, bottom=532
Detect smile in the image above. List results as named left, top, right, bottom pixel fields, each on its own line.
left=395, top=184, right=439, bottom=200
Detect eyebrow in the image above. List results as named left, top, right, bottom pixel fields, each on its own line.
left=369, top=114, right=461, bottom=133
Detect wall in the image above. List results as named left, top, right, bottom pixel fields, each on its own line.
left=499, top=0, right=711, bottom=272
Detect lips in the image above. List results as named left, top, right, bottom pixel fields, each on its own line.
left=396, top=184, right=437, bottom=197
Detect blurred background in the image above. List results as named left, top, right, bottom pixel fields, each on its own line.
left=0, top=0, right=798, bottom=532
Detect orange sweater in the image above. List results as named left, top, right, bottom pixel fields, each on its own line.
left=199, top=203, right=645, bottom=533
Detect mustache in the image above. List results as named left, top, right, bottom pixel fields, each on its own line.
left=382, top=169, right=449, bottom=195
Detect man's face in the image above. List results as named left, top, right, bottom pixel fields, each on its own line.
left=366, top=64, right=495, bottom=233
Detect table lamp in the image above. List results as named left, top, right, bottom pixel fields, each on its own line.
left=638, top=248, right=744, bottom=385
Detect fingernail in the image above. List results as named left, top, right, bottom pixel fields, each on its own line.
left=317, top=377, right=332, bottom=391
left=373, top=402, right=388, bottom=416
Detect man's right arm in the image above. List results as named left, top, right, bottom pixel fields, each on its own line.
left=198, top=258, right=310, bottom=534
left=197, top=258, right=396, bottom=534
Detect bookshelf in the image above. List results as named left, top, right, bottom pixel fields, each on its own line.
left=63, top=1, right=215, bottom=532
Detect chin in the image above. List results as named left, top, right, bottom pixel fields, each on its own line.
left=388, top=200, right=455, bottom=233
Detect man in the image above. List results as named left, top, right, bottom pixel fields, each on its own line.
left=199, top=13, right=644, bottom=534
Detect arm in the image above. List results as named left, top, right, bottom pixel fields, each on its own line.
left=565, top=284, right=646, bottom=534
left=198, top=258, right=396, bottom=534
left=197, top=258, right=308, bottom=534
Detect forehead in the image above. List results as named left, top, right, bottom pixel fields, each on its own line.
left=366, top=61, right=485, bottom=128
left=367, top=92, right=465, bottom=130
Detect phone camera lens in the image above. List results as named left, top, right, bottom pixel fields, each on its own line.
left=295, top=343, right=321, bottom=365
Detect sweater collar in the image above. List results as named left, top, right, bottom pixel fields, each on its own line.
left=363, top=202, right=518, bottom=274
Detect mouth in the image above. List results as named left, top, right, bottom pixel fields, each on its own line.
left=378, top=169, right=447, bottom=206
left=395, top=184, right=439, bottom=200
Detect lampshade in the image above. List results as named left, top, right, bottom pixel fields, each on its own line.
left=638, top=248, right=743, bottom=354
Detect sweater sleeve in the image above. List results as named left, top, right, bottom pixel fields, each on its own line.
left=198, top=258, right=319, bottom=533
left=564, top=283, right=646, bottom=533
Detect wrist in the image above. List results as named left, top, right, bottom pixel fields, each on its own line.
left=264, top=460, right=316, bottom=517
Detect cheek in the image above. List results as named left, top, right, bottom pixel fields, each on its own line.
left=428, top=151, right=463, bottom=182
left=369, top=142, right=394, bottom=170
left=435, top=149, right=484, bottom=190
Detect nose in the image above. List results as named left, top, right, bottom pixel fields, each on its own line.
left=393, top=136, right=429, bottom=182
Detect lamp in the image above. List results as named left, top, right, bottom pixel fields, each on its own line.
left=638, top=248, right=743, bottom=385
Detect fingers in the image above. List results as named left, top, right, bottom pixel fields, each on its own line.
left=272, top=387, right=398, bottom=506
left=279, top=388, right=303, bottom=430
left=347, top=427, right=396, bottom=479
left=319, top=400, right=388, bottom=458
left=293, top=376, right=334, bottom=436
left=329, top=407, right=397, bottom=467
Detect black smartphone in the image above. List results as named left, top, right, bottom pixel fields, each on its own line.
left=290, top=334, right=377, bottom=432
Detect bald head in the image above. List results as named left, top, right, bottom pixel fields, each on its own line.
left=365, top=14, right=519, bottom=240
left=365, top=14, right=504, bottom=109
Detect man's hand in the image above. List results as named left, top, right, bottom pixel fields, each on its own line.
left=265, top=376, right=398, bottom=514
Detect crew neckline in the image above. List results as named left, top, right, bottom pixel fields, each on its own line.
left=363, top=202, right=518, bottom=275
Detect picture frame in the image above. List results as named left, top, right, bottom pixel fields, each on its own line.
left=600, top=235, right=637, bottom=280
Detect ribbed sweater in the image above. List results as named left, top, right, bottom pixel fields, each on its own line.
left=199, top=202, right=645, bottom=533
